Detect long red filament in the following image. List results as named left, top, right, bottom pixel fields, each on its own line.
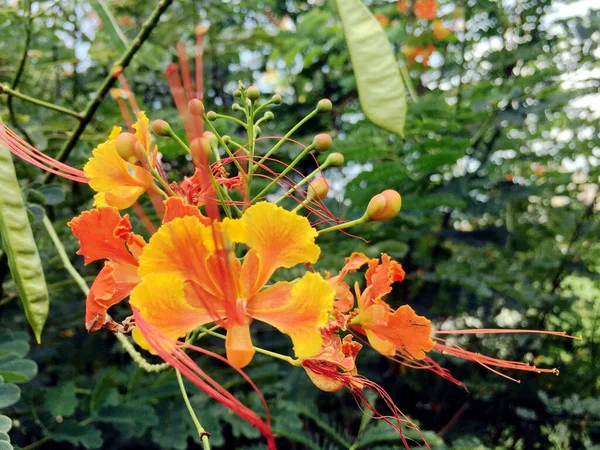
left=118, top=74, right=140, bottom=115
left=133, top=308, right=275, bottom=449
left=0, top=122, right=88, bottom=183
left=165, top=64, right=198, bottom=141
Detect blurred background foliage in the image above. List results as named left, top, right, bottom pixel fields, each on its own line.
left=0, top=0, right=599, bottom=449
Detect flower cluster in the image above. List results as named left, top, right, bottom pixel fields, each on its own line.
left=0, top=68, right=578, bottom=450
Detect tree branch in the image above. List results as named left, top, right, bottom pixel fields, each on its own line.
left=42, top=0, right=174, bottom=183
left=0, top=85, right=83, bottom=119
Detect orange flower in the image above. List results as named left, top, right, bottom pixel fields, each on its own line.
left=334, top=253, right=435, bottom=359
left=68, top=207, right=145, bottom=331
left=130, top=202, right=334, bottom=368
left=414, top=0, right=437, bottom=21
left=397, top=0, right=409, bottom=13
left=84, top=112, right=157, bottom=209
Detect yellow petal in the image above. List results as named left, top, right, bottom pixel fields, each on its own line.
left=138, top=216, right=222, bottom=297
left=248, top=272, right=334, bottom=359
left=130, top=273, right=214, bottom=343
left=221, top=217, right=247, bottom=244
left=133, top=111, right=152, bottom=152
left=240, top=202, right=320, bottom=293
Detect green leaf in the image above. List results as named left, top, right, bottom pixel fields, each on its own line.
left=0, top=146, right=50, bottom=343
left=335, top=0, right=406, bottom=137
left=50, top=420, right=103, bottom=449
left=0, top=341, right=29, bottom=359
left=0, top=377, right=20, bottom=409
left=0, top=440, right=11, bottom=450
left=44, top=381, right=78, bottom=418
left=0, top=415, right=11, bottom=433
left=89, top=0, right=128, bottom=52
left=38, top=186, right=66, bottom=205
left=0, top=356, right=37, bottom=383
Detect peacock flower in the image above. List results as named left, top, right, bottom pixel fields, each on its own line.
left=130, top=201, right=335, bottom=368
left=68, top=207, right=145, bottom=331
left=334, top=252, right=436, bottom=359
left=84, top=111, right=158, bottom=209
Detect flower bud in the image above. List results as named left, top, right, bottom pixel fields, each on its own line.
left=206, top=111, right=218, bottom=121
left=115, top=132, right=142, bottom=164
left=232, top=103, right=243, bottom=112
left=317, top=98, right=332, bottom=113
left=222, top=135, right=232, bottom=144
left=325, top=152, right=344, bottom=168
left=313, top=133, right=332, bottom=152
left=190, top=137, right=212, bottom=166
left=263, top=111, right=274, bottom=121
left=188, top=99, right=204, bottom=117
left=271, top=94, right=282, bottom=104
left=246, top=85, right=260, bottom=101
left=151, top=119, right=172, bottom=137
left=366, top=190, right=402, bottom=222
left=203, top=131, right=218, bottom=149
left=233, top=89, right=242, bottom=98
left=307, top=177, right=329, bottom=201
left=254, top=125, right=262, bottom=138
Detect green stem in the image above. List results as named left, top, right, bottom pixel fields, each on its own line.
left=42, top=215, right=90, bottom=295
left=203, top=115, right=247, bottom=177
left=0, top=85, right=83, bottom=119
left=214, top=113, right=246, bottom=128
left=400, top=65, right=419, bottom=105
left=317, top=215, right=368, bottom=235
left=254, top=108, right=319, bottom=169
left=197, top=327, right=301, bottom=366
left=274, top=163, right=330, bottom=204
left=176, top=369, right=211, bottom=450
left=115, top=333, right=170, bottom=372
left=251, top=144, right=315, bottom=202
left=167, top=128, right=191, bottom=154
left=43, top=0, right=174, bottom=182
left=245, top=102, right=255, bottom=198
left=150, top=169, right=177, bottom=197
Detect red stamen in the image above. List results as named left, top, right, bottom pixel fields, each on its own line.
left=118, top=74, right=140, bottom=114
left=132, top=202, right=157, bottom=234
left=0, top=122, right=88, bottom=183
left=165, top=63, right=198, bottom=141
left=195, top=29, right=205, bottom=102
left=133, top=308, right=275, bottom=449
left=115, top=96, right=134, bottom=131
left=177, top=42, right=195, bottom=104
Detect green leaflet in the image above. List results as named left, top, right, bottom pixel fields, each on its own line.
left=90, top=0, right=129, bottom=52
left=335, top=0, right=407, bottom=137
left=0, top=146, right=49, bottom=343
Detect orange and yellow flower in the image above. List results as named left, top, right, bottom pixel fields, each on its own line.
left=130, top=202, right=335, bottom=368
left=84, top=112, right=157, bottom=209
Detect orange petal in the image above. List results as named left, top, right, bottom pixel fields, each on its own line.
left=226, top=323, right=255, bottom=368
left=163, top=197, right=210, bottom=225
left=240, top=202, right=320, bottom=294
left=367, top=305, right=435, bottom=360
left=68, top=207, right=138, bottom=266
left=248, top=272, right=334, bottom=359
left=138, top=216, right=222, bottom=297
left=341, top=252, right=372, bottom=275
left=84, top=136, right=154, bottom=209
left=86, top=261, right=140, bottom=331
left=130, top=273, right=214, bottom=343
left=363, top=253, right=405, bottom=306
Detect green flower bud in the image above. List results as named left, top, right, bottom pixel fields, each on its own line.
left=271, top=94, right=282, bottom=105
left=188, top=99, right=204, bottom=116
left=203, top=131, right=218, bottom=149
left=317, top=98, right=332, bottom=113
left=246, top=85, right=260, bottom=101
left=366, top=190, right=402, bottom=222
left=233, top=89, right=242, bottom=98
left=222, top=135, right=232, bottom=144
left=151, top=119, right=172, bottom=137
left=232, top=103, right=243, bottom=112
left=325, top=152, right=344, bottom=168
left=254, top=125, right=262, bottom=138
left=313, top=133, right=332, bottom=152
left=206, top=111, right=218, bottom=121
left=263, top=111, right=274, bottom=121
